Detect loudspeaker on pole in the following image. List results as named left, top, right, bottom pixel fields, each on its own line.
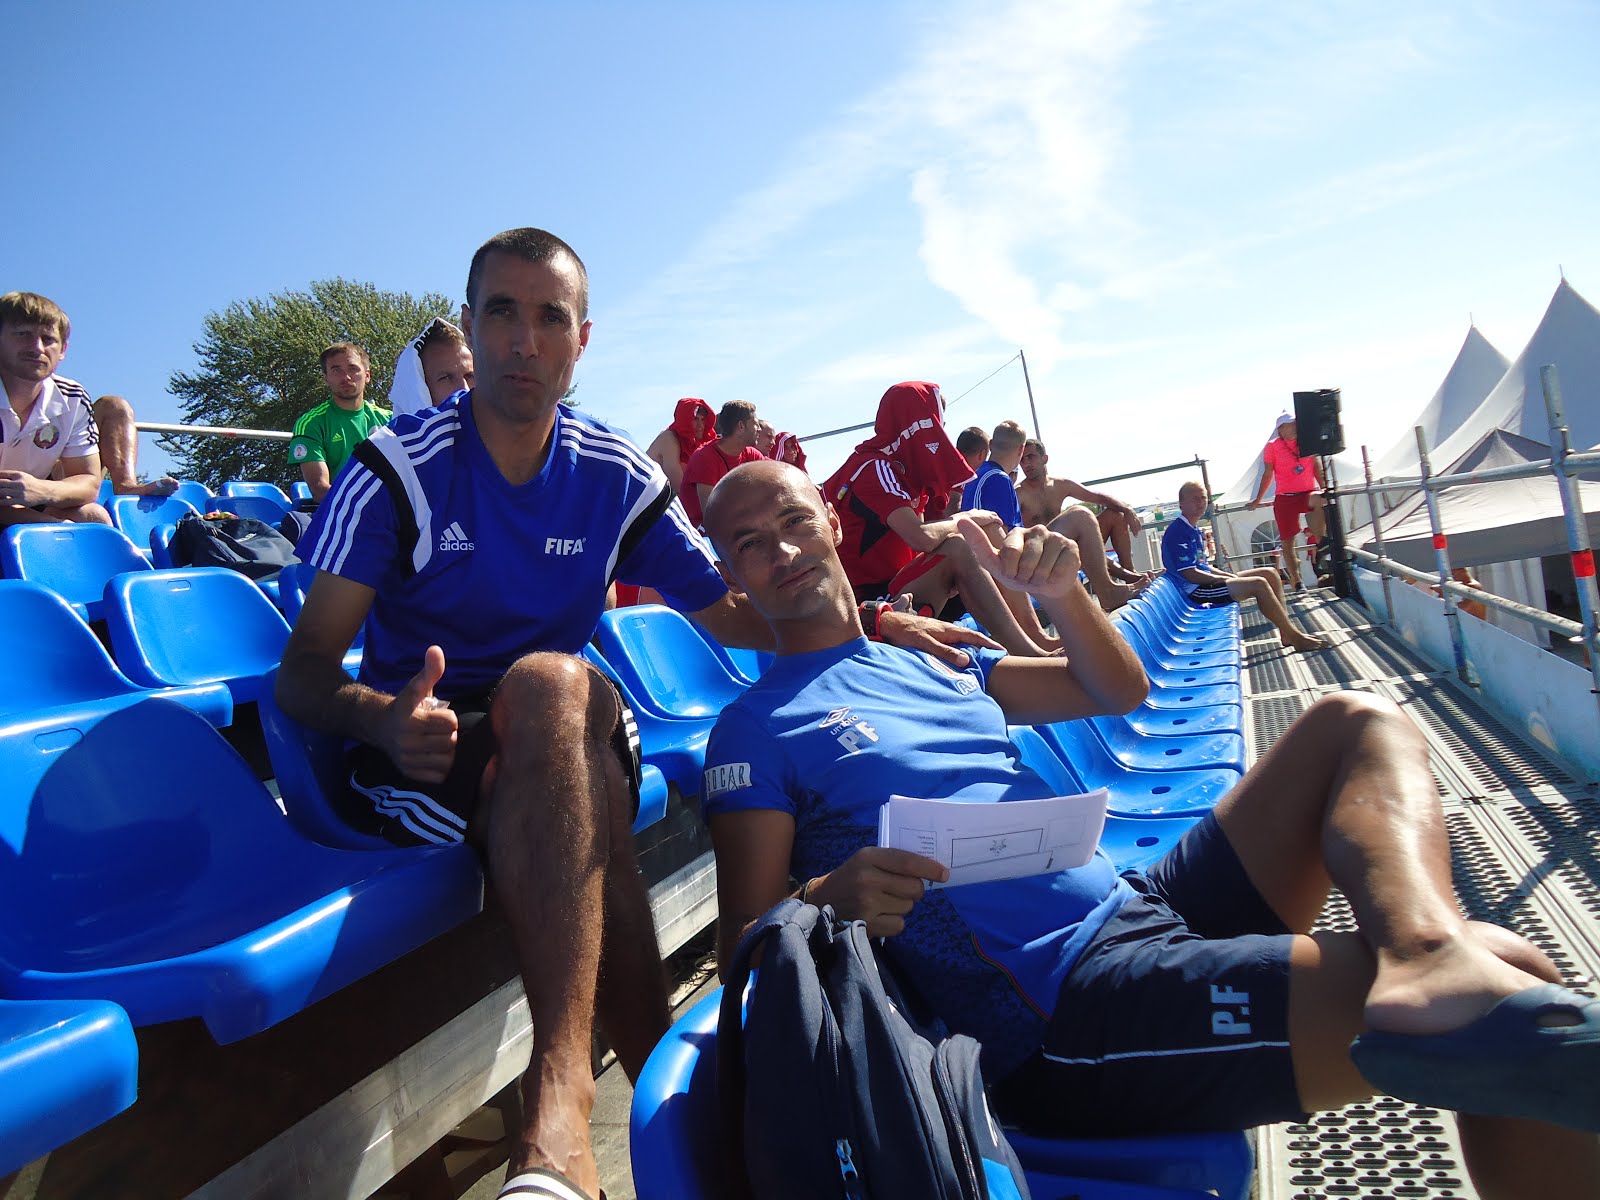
left=1293, top=388, right=1344, bottom=456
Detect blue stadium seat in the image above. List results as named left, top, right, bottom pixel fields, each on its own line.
left=0, top=699, right=484, bottom=1043
left=222, top=481, right=293, bottom=507
left=0, top=580, right=231, bottom=728
left=96, top=478, right=114, bottom=506
left=290, top=481, right=313, bottom=505
left=1120, top=624, right=1240, bottom=673
left=104, top=567, right=292, bottom=705
left=1088, top=716, right=1246, bottom=775
left=1137, top=679, right=1242, bottom=712
left=1115, top=625, right=1239, bottom=688
left=1, top=523, right=149, bottom=622
left=688, top=619, right=771, bottom=685
left=631, top=987, right=1251, bottom=1200
left=109, top=494, right=201, bottom=559
left=1037, top=720, right=1237, bottom=818
left=170, top=479, right=214, bottom=511
left=0, top=997, right=139, bottom=1176
left=1118, top=601, right=1240, bottom=653
left=583, top=646, right=711, bottom=799
left=148, top=521, right=179, bottom=568
left=206, top=493, right=291, bottom=525
left=594, top=605, right=748, bottom=721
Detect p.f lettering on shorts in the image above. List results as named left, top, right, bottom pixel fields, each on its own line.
left=991, top=812, right=1306, bottom=1136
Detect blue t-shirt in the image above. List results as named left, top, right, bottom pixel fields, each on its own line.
left=303, top=394, right=727, bottom=698
left=702, top=638, right=1130, bottom=1079
left=1160, top=514, right=1211, bottom=597
left=960, top=460, right=1022, bottom=529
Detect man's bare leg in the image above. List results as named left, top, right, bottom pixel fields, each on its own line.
left=1097, top=509, right=1146, bottom=583
left=1228, top=568, right=1325, bottom=651
left=903, top=549, right=1051, bottom=656
left=0, top=502, right=110, bottom=526
left=92, top=395, right=176, bottom=496
left=1213, top=694, right=1599, bottom=1195
left=1048, top=506, right=1139, bottom=611
left=476, top=653, right=666, bottom=1194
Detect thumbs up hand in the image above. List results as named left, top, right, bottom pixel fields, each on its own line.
left=384, top=645, right=459, bottom=782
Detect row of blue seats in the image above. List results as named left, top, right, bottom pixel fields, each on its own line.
left=96, top=477, right=311, bottom=513
left=626, top=574, right=1254, bottom=1199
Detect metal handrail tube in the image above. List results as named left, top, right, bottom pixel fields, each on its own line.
left=137, top=421, right=292, bottom=442
left=1348, top=546, right=1583, bottom=640
left=1081, top=457, right=1206, bottom=489
left=1539, top=367, right=1600, bottom=722
left=1416, top=426, right=1472, bottom=683
left=1362, top=447, right=1395, bottom=624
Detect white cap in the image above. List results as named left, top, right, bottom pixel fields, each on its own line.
left=1274, top=412, right=1296, bottom=429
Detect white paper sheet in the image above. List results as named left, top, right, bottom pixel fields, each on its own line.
left=876, top=789, right=1110, bottom=888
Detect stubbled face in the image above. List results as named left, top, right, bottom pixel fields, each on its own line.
left=1179, top=487, right=1207, bottom=522
left=421, top=340, right=474, bottom=404
left=323, top=349, right=370, bottom=404
left=462, top=250, right=591, bottom=427
left=1020, top=445, right=1047, bottom=482
left=692, top=409, right=709, bottom=440
left=707, top=464, right=846, bottom=624
left=755, top=419, right=775, bottom=455
left=0, top=320, right=67, bottom=385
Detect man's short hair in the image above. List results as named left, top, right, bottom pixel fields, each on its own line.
left=320, top=341, right=371, bottom=370
left=1023, top=438, right=1046, bottom=456
left=466, top=227, right=589, bottom=319
left=0, top=291, right=70, bottom=341
left=1178, top=480, right=1207, bottom=501
left=956, top=426, right=989, bottom=457
left=716, top=400, right=757, bottom=439
left=418, top=319, right=468, bottom=356
left=990, top=420, right=1027, bottom=455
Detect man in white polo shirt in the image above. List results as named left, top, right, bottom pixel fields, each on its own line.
left=0, top=291, right=110, bottom=526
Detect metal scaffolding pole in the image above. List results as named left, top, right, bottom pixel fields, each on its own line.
left=1361, top=446, right=1395, bottom=625
left=1539, top=365, right=1600, bottom=724
left=1415, top=426, right=1473, bottom=685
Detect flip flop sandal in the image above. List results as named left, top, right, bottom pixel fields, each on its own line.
left=498, top=1168, right=598, bottom=1200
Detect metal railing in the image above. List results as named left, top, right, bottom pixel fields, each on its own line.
left=137, top=421, right=291, bottom=442
left=1323, top=365, right=1600, bottom=728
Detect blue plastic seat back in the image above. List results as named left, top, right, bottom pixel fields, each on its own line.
left=595, top=605, right=747, bottom=720
left=103, top=567, right=291, bottom=703
left=687, top=619, right=770, bottom=685
left=206, top=493, right=291, bottom=525
left=1088, top=716, right=1245, bottom=775
left=96, top=478, right=114, bottom=506
left=109, top=494, right=200, bottom=554
left=290, top=481, right=313, bottom=504
left=0, top=700, right=341, bottom=971
left=0, top=581, right=145, bottom=718
left=170, top=479, right=214, bottom=510
left=582, top=645, right=710, bottom=798
left=276, top=561, right=315, bottom=622
left=0, top=523, right=149, bottom=621
left=222, top=480, right=293, bottom=507
left=0, top=997, right=139, bottom=1176
left=1008, top=725, right=1089, bottom=793
left=148, top=522, right=179, bottom=568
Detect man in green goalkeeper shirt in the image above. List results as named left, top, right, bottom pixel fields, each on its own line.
left=290, top=342, right=391, bottom=502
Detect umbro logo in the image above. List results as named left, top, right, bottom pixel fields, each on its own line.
left=544, top=537, right=587, bottom=555
left=439, top=521, right=475, bottom=551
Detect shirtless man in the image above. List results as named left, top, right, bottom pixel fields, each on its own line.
left=644, top=398, right=715, bottom=495
left=1016, top=438, right=1147, bottom=610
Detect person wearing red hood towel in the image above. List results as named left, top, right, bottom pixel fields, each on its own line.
left=645, top=397, right=715, bottom=495
left=820, top=381, right=1060, bottom=657
left=771, top=430, right=808, bottom=475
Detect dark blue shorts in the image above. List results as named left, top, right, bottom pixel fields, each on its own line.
left=992, top=812, right=1306, bottom=1136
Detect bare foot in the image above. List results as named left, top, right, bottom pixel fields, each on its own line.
left=1097, top=580, right=1137, bottom=613
left=1283, top=631, right=1329, bottom=652
left=1364, top=927, right=1558, bottom=1037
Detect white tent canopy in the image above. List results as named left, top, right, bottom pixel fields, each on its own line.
left=1366, top=325, right=1509, bottom=483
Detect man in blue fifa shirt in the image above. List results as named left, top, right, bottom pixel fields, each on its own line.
left=700, top=460, right=1599, bottom=1191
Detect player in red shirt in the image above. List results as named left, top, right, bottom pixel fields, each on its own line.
left=644, top=397, right=715, bottom=495
left=681, top=400, right=765, bottom=527
left=1249, top=413, right=1326, bottom=589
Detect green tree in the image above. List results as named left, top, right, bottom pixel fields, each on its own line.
left=165, top=278, right=454, bottom=490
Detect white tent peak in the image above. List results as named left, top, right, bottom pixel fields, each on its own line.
left=1367, top=324, right=1509, bottom=481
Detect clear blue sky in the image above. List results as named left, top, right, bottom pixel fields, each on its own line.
left=12, top=0, right=1599, bottom=502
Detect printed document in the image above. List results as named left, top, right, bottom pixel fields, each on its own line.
left=877, top=789, right=1110, bottom=888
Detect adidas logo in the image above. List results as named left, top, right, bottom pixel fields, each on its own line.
left=439, top=521, right=475, bottom=552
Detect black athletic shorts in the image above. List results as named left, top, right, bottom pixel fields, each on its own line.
left=992, top=812, right=1306, bottom=1136
left=339, top=670, right=642, bottom=848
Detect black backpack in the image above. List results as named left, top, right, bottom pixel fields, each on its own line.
left=718, top=899, right=1032, bottom=1200
left=171, top=512, right=298, bottom=581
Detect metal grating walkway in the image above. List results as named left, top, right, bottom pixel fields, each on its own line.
left=1249, top=590, right=1600, bottom=1200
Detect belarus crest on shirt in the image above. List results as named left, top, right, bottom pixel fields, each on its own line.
left=32, top=422, right=59, bottom=450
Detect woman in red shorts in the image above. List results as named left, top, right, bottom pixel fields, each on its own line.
left=1249, top=413, right=1325, bottom=589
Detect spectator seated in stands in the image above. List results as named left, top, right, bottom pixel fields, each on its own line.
left=1163, top=481, right=1328, bottom=653
left=821, top=382, right=1056, bottom=656
left=289, top=341, right=391, bottom=504
left=276, top=228, right=983, bottom=1200
left=0, top=291, right=111, bottom=527
left=1017, top=437, right=1151, bottom=610
left=388, top=318, right=475, bottom=417
left=1247, top=412, right=1326, bottom=590
left=644, top=397, right=715, bottom=496
left=770, top=430, right=808, bottom=476
left=680, top=400, right=765, bottom=528
left=700, top=459, right=1600, bottom=1195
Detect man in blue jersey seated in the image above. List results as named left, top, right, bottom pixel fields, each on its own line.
left=1162, top=480, right=1327, bottom=652
left=700, top=459, right=1600, bottom=1194
left=276, top=229, right=985, bottom=1200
